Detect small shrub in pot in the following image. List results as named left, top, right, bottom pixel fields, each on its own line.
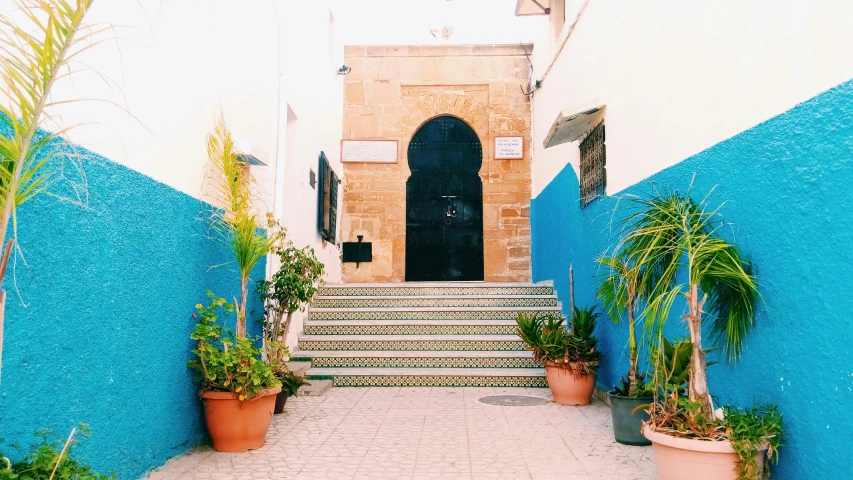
left=516, top=308, right=602, bottom=405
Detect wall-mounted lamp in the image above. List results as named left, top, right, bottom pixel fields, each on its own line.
left=337, top=64, right=351, bottom=75
left=233, top=136, right=267, bottom=166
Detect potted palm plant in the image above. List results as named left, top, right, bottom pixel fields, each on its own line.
left=597, top=255, right=653, bottom=446
left=257, top=222, right=324, bottom=413
left=619, top=188, right=782, bottom=479
left=516, top=307, right=602, bottom=405
left=191, top=116, right=279, bottom=451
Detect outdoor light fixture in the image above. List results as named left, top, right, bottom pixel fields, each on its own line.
left=233, top=136, right=267, bottom=166
left=337, top=64, right=351, bottom=75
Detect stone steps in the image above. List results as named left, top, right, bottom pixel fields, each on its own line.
left=292, top=349, right=539, bottom=368
left=300, top=282, right=555, bottom=387
left=307, top=306, right=562, bottom=321
left=317, top=282, right=554, bottom=297
left=305, top=367, right=547, bottom=387
left=298, top=334, right=527, bottom=351
left=312, top=294, right=558, bottom=309
left=302, top=319, right=518, bottom=335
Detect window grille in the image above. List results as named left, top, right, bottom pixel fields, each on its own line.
left=579, top=122, right=606, bottom=208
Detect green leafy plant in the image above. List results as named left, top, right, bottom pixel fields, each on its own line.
left=597, top=255, right=651, bottom=397
left=278, top=370, right=310, bottom=398
left=619, top=187, right=760, bottom=419
left=725, top=404, right=783, bottom=480
left=257, top=218, right=325, bottom=369
left=204, top=116, right=274, bottom=338
left=0, top=425, right=114, bottom=479
left=516, top=310, right=602, bottom=377
left=187, top=292, right=280, bottom=400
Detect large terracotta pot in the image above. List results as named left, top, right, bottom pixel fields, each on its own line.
left=200, top=387, right=281, bottom=452
left=644, top=426, right=765, bottom=480
left=544, top=362, right=596, bottom=405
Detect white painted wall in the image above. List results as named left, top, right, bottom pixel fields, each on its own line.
left=1, top=0, right=344, bottom=345
left=529, top=0, right=853, bottom=197
left=277, top=1, right=345, bottom=345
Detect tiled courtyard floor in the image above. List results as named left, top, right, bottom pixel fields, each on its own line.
left=147, top=387, right=658, bottom=480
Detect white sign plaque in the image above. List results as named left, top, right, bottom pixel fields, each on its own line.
left=341, top=140, right=398, bottom=163
left=494, top=136, right=524, bottom=159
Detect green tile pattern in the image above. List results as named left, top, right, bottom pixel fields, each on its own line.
left=307, top=356, right=540, bottom=368
left=303, top=324, right=517, bottom=335
left=313, top=297, right=558, bottom=308
left=328, top=375, right=548, bottom=387
left=308, top=309, right=561, bottom=321
left=317, top=286, right=554, bottom=296
left=299, top=339, right=526, bottom=351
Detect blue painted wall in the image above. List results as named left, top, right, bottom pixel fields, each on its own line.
left=532, top=79, right=853, bottom=479
left=0, top=132, right=266, bottom=479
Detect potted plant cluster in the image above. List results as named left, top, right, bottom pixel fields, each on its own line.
left=187, top=116, right=280, bottom=452
left=611, top=188, right=782, bottom=480
left=597, top=255, right=653, bottom=446
left=516, top=307, right=602, bottom=405
left=188, top=294, right=280, bottom=452
left=257, top=218, right=324, bottom=413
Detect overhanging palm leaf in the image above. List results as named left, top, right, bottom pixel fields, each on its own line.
left=0, top=0, right=99, bottom=285
left=618, top=186, right=759, bottom=418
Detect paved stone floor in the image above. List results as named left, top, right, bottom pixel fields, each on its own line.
left=147, top=387, right=658, bottom=480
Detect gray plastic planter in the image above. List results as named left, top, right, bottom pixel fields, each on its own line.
left=608, top=392, right=652, bottom=446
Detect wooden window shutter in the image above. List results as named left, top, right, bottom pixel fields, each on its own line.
left=328, top=169, right=338, bottom=244
left=317, top=152, right=327, bottom=235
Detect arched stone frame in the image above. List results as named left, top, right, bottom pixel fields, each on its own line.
left=398, top=88, right=491, bottom=181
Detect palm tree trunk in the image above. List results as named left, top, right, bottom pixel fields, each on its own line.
left=627, top=294, right=638, bottom=397
left=236, top=276, right=248, bottom=338
left=686, top=284, right=714, bottom=418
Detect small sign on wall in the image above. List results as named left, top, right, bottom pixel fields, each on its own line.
left=494, top=136, right=524, bottom=159
left=341, top=139, right=398, bottom=163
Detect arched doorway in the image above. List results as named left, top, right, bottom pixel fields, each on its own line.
left=406, top=115, right=484, bottom=281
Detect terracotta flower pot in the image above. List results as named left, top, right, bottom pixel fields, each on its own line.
left=644, top=425, right=765, bottom=480
left=200, top=387, right=281, bottom=452
left=544, top=362, right=596, bottom=405
left=274, top=390, right=289, bottom=414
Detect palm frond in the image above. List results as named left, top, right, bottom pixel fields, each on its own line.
left=0, top=0, right=96, bottom=284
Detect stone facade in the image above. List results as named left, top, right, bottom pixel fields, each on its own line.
left=341, top=44, right=533, bottom=282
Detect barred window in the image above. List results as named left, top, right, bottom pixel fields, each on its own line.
left=579, top=122, right=606, bottom=208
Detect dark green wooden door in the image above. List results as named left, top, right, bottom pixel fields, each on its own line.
left=406, top=116, right=484, bottom=281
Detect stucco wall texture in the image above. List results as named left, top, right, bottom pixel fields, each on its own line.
left=531, top=79, right=853, bottom=478
left=0, top=133, right=265, bottom=479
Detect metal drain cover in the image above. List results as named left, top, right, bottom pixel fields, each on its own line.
left=478, top=395, right=548, bottom=406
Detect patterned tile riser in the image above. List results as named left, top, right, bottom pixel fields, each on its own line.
left=316, top=286, right=554, bottom=296
left=298, top=340, right=527, bottom=351
left=307, top=357, right=540, bottom=368
left=303, top=324, right=517, bottom=335
left=313, top=297, right=558, bottom=308
left=307, top=309, right=561, bottom=321
left=327, top=375, right=548, bottom=387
